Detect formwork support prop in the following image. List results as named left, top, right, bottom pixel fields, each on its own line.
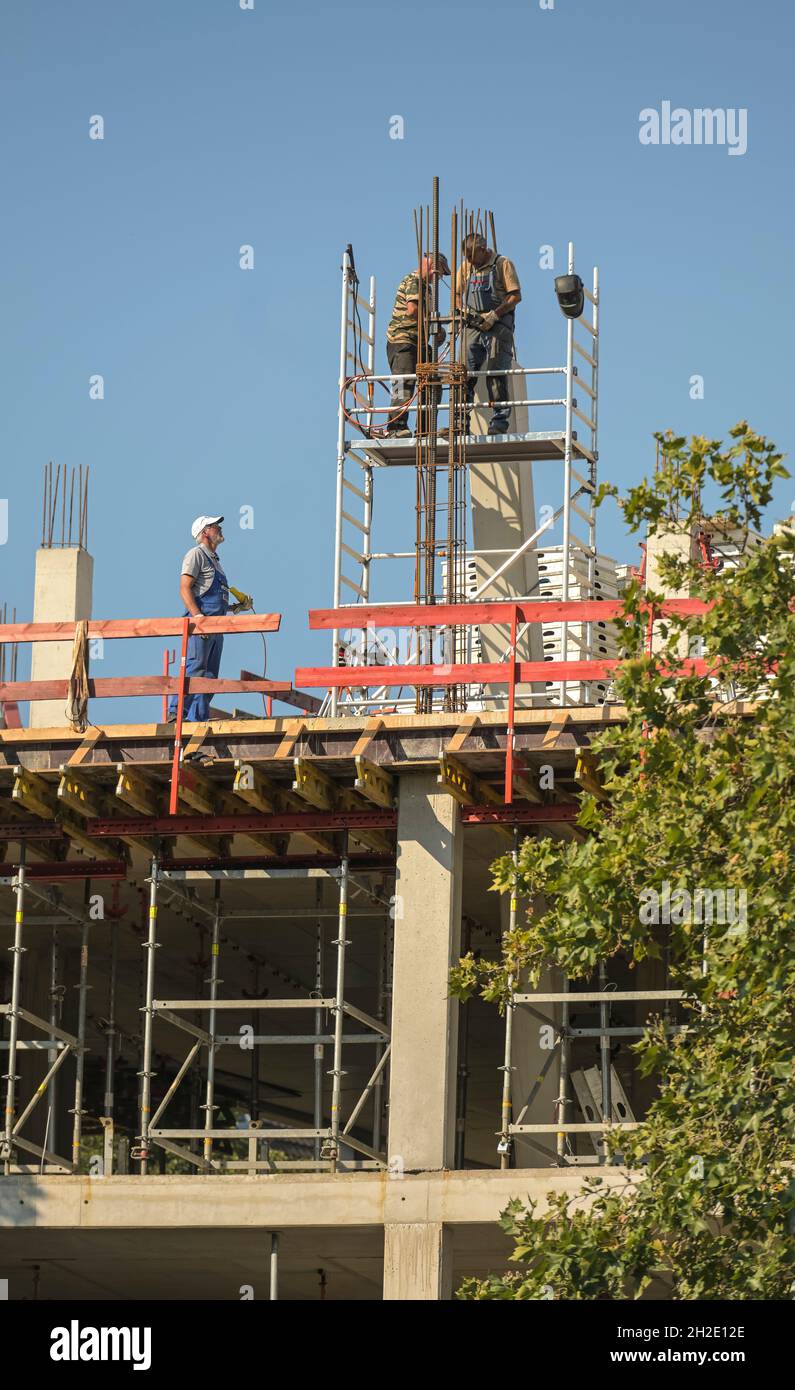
left=325, top=844, right=349, bottom=1171
left=2, top=848, right=26, bottom=1173
left=498, top=828, right=519, bottom=1168
left=137, top=853, right=160, bottom=1174
left=202, top=885, right=223, bottom=1166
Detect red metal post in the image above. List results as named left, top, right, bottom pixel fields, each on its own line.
left=169, top=616, right=190, bottom=816
left=505, top=604, right=518, bottom=804
left=161, top=648, right=175, bottom=723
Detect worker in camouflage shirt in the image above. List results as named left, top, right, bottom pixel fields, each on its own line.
left=384, top=252, right=449, bottom=437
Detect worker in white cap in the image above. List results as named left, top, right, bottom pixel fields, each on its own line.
left=167, top=515, right=252, bottom=724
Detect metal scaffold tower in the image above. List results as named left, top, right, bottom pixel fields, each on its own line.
left=330, top=177, right=604, bottom=716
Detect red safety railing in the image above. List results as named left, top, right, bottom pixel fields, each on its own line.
left=297, top=600, right=714, bottom=802
left=0, top=612, right=284, bottom=816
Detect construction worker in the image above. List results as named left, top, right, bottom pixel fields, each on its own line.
left=384, top=252, right=450, bottom=437
left=457, top=233, right=522, bottom=436
left=167, top=515, right=251, bottom=726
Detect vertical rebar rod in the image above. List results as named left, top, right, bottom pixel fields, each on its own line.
left=48, top=925, right=60, bottom=1156
left=139, top=855, right=159, bottom=1176
left=559, top=241, right=575, bottom=710
left=3, top=848, right=26, bottom=1173
left=331, top=249, right=353, bottom=717
left=203, top=886, right=222, bottom=1167
left=499, top=830, right=519, bottom=1169
left=269, top=1232, right=279, bottom=1301
left=329, top=848, right=349, bottom=1171
left=70, top=901, right=91, bottom=1170
left=598, top=959, right=612, bottom=1165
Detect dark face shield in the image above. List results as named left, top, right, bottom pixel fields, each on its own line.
left=554, top=273, right=585, bottom=319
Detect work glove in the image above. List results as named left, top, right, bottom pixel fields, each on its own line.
left=478, top=310, right=499, bottom=331
left=229, top=585, right=254, bottom=613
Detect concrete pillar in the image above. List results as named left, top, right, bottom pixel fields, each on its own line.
left=383, top=1222, right=453, bottom=1300
left=29, top=547, right=93, bottom=728
left=387, top=773, right=462, bottom=1174
left=645, top=526, right=695, bottom=659
left=470, top=363, right=543, bottom=702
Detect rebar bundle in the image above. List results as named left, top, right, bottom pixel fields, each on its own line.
left=41, top=460, right=89, bottom=549
left=412, top=180, right=499, bottom=712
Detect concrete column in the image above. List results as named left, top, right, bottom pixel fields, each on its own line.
left=29, top=547, right=93, bottom=728
left=470, top=362, right=543, bottom=702
left=645, top=526, right=695, bottom=659
left=387, top=773, right=462, bottom=1174
left=383, top=1222, right=453, bottom=1300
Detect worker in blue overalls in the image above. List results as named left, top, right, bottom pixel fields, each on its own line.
left=167, top=514, right=250, bottom=725
left=457, top=232, right=523, bottom=436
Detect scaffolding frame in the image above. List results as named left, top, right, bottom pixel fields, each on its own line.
left=134, top=852, right=393, bottom=1175
left=496, top=828, right=689, bottom=1168
left=0, top=853, right=93, bottom=1175
left=330, top=215, right=602, bottom=715
left=0, top=848, right=397, bottom=1177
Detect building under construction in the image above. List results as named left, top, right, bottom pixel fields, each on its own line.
left=0, top=188, right=731, bottom=1300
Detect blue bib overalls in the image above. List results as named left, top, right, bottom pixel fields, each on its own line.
left=465, top=258, right=515, bottom=433
left=168, top=556, right=229, bottom=724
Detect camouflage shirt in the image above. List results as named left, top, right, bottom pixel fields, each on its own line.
left=387, top=271, right=430, bottom=344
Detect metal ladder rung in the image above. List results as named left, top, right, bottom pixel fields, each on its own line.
left=343, top=475, right=368, bottom=502
left=341, top=541, right=364, bottom=563
left=342, top=509, right=368, bottom=533
left=571, top=498, right=594, bottom=525
left=340, top=574, right=366, bottom=598
left=572, top=373, right=596, bottom=400
left=573, top=404, right=596, bottom=431
left=573, top=340, right=596, bottom=368
left=347, top=322, right=374, bottom=347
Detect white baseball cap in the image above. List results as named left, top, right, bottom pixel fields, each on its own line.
left=191, top=514, right=224, bottom=540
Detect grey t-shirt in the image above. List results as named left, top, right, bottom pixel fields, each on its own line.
left=181, top=543, right=226, bottom=599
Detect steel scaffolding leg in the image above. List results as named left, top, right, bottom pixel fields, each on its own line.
left=555, top=974, right=571, bottom=1164
left=327, top=848, right=349, bottom=1171
left=269, top=1232, right=279, bottom=1301
left=104, top=895, right=120, bottom=1123
left=559, top=241, right=576, bottom=710
left=250, top=959, right=259, bottom=1130
left=203, top=886, right=222, bottom=1168
left=2, top=849, right=26, bottom=1173
left=313, top=883, right=324, bottom=1162
left=498, top=829, right=519, bottom=1169
left=372, top=912, right=388, bottom=1153
left=598, top=960, right=612, bottom=1166
left=70, top=907, right=91, bottom=1170
left=138, top=855, right=160, bottom=1175
left=48, top=925, right=61, bottom=1157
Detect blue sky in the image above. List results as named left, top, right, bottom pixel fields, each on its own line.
left=1, top=0, right=792, bottom=719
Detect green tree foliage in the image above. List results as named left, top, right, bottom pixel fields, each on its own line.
left=452, top=426, right=795, bottom=1299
